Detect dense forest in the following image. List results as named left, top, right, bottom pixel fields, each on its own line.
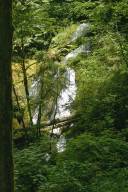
left=0, top=0, right=128, bottom=191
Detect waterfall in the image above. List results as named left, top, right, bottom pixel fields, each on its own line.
left=64, top=44, right=90, bottom=63
left=54, top=24, right=90, bottom=120
left=55, top=68, right=76, bottom=119
left=29, top=78, right=40, bottom=98
left=29, top=77, right=40, bottom=125
left=29, top=23, right=90, bottom=152
left=32, top=106, right=39, bottom=125
left=54, top=23, right=90, bottom=152
left=71, top=23, right=89, bottom=42
left=54, top=45, right=90, bottom=120
left=57, top=135, right=66, bottom=152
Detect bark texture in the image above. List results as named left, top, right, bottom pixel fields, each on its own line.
left=21, top=56, right=33, bottom=128
left=0, top=0, right=14, bottom=191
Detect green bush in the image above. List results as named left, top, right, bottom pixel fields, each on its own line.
left=14, top=137, right=56, bottom=192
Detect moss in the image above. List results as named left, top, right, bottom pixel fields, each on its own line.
left=48, top=24, right=78, bottom=60
left=12, top=59, right=39, bottom=128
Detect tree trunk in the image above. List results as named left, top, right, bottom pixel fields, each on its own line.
left=20, top=39, right=33, bottom=128
left=13, top=84, right=28, bottom=140
left=36, top=73, right=44, bottom=137
left=0, top=0, right=14, bottom=191
left=37, top=104, right=42, bottom=137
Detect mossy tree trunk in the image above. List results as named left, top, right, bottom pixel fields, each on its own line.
left=0, top=0, right=14, bottom=191
left=21, top=57, right=33, bottom=128
left=36, top=72, right=44, bottom=137
left=20, top=33, right=33, bottom=128
left=13, top=84, right=28, bottom=140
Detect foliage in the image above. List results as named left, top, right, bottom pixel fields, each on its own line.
left=14, top=136, right=57, bottom=192
left=15, top=133, right=128, bottom=192
left=13, top=0, right=128, bottom=191
left=38, top=133, right=128, bottom=192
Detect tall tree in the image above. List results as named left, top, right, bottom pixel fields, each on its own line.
left=0, top=0, right=14, bottom=191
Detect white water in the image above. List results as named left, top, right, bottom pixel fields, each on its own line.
left=53, top=23, right=90, bottom=152
left=64, top=44, right=90, bottom=64
left=29, top=79, right=39, bottom=124
left=30, top=23, right=90, bottom=152
left=32, top=106, right=39, bottom=125
left=29, top=77, right=41, bottom=125
left=52, top=128, right=61, bottom=135
left=57, top=135, right=66, bottom=152
left=29, top=78, right=40, bottom=98
left=54, top=24, right=90, bottom=120
left=55, top=68, right=76, bottom=119
left=31, top=24, right=90, bottom=123
left=71, top=23, right=89, bottom=42
left=44, top=153, right=51, bottom=162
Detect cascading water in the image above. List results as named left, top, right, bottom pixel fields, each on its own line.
left=64, top=44, right=90, bottom=62
left=55, top=68, right=76, bottom=119
left=52, top=23, right=90, bottom=151
left=71, top=23, right=89, bottom=42
left=54, top=24, right=90, bottom=121
left=57, top=135, right=66, bottom=152
left=32, top=106, right=39, bottom=125
left=29, top=23, right=90, bottom=152
left=29, top=78, right=40, bottom=124
left=29, top=78, right=40, bottom=98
